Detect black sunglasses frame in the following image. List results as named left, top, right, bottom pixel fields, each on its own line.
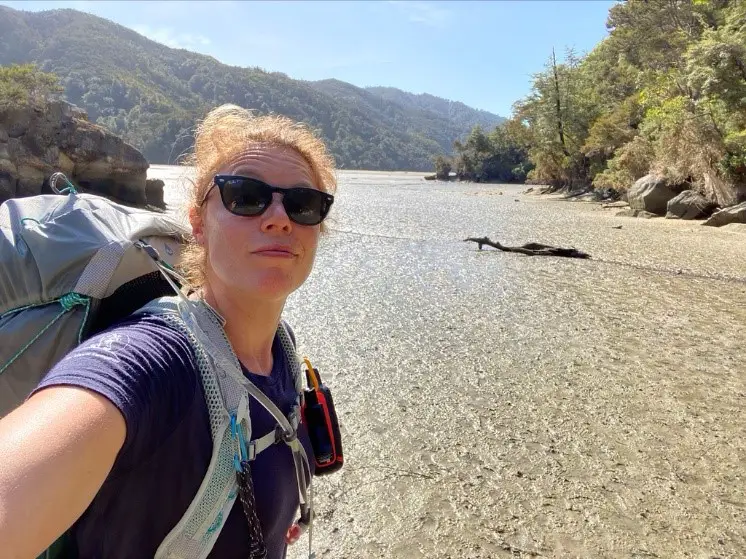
left=203, top=175, right=334, bottom=226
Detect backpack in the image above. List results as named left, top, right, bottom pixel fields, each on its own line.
left=0, top=174, right=314, bottom=559
left=0, top=176, right=188, bottom=416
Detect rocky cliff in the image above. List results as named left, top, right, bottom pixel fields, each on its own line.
left=0, top=99, right=164, bottom=209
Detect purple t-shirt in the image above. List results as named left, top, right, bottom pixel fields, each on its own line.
left=33, top=313, right=314, bottom=559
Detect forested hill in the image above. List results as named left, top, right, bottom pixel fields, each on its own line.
left=445, top=0, right=745, bottom=206
left=0, top=6, right=503, bottom=171
left=309, top=80, right=504, bottom=134
left=364, top=86, right=502, bottom=132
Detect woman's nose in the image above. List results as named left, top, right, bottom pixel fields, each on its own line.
left=261, top=193, right=292, bottom=231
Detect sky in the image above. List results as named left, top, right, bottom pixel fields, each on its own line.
left=1, top=0, right=618, bottom=117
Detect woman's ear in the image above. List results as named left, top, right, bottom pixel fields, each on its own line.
left=189, top=206, right=206, bottom=247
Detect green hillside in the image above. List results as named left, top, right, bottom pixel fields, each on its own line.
left=0, top=6, right=504, bottom=171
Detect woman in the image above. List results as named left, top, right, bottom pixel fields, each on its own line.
left=0, top=104, right=337, bottom=558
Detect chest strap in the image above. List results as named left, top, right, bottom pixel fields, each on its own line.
left=248, top=410, right=301, bottom=460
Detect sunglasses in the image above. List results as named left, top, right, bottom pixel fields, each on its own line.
left=203, top=175, right=334, bottom=226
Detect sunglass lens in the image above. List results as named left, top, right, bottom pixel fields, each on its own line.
left=222, top=178, right=270, bottom=216
left=284, top=189, right=328, bottom=225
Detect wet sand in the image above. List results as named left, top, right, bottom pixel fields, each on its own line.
left=152, top=167, right=746, bottom=558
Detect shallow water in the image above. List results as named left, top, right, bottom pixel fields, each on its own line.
left=152, top=166, right=746, bottom=558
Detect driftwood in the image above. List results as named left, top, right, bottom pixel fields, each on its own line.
left=464, top=236, right=591, bottom=259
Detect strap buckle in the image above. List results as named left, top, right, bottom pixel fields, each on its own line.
left=275, top=424, right=297, bottom=444
left=230, top=413, right=249, bottom=471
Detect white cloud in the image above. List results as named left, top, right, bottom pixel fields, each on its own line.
left=387, top=1, right=451, bottom=28
left=131, top=24, right=211, bottom=50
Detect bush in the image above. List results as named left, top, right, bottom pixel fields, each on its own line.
left=0, top=64, right=63, bottom=107
left=433, top=155, right=452, bottom=180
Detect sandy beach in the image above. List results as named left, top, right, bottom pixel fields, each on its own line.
left=151, top=166, right=746, bottom=559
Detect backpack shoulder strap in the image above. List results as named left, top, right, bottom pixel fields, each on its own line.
left=140, top=296, right=245, bottom=559
left=139, top=296, right=309, bottom=559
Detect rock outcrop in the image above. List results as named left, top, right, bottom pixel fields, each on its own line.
left=665, top=190, right=718, bottom=220
left=627, top=174, right=680, bottom=216
left=0, top=100, right=164, bottom=209
left=702, top=201, right=746, bottom=227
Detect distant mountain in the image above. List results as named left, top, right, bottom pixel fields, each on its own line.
left=364, top=87, right=504, bottom=132
left=0, top=6, right=505, bottom=171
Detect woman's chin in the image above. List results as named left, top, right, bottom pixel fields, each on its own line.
left=243, top=273, right=299, bottom=301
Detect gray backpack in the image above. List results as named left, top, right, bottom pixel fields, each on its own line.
left=0, top=175, right=314, bottom=559
left=0, top=176, right=189, bottom=416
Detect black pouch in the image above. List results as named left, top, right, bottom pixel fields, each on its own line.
left=301, top=359, right=344, bottom=475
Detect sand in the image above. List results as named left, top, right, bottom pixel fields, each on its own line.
left=152, top=167, right=746, bottom=559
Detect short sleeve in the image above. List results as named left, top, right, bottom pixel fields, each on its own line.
left=32, top=314, right=200, bottom=470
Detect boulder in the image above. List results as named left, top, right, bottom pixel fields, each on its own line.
left=665, top=190, right=718, bottom=220
left=0, top=99, right=157, bottom=209
left=57, top=152, right=74, bottom=175
left=703, top=170, right=746, bottom=208
left=145, top=179, right=166, bottom=209
left=702, top=202, right=746, bottom=227
left=0, top=156, right=15, bottom=176
left=16, top=163, right=46, bottom=197
left=627, top=174, right=680, bottom=215
left=0, top=172, right=13, bottom=200
left=3, top=103, right=34, bottom=139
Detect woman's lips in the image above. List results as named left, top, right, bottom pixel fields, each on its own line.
left=252, top=246, right=296, bottom=258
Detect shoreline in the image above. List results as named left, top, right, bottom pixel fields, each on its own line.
left=149, top=163, right=746, bottom=236
left=279, top=169, right=746, bottom=559
left=529, top=189, right=746, bottom=234
left=144, top=167, right=746, bottom=559
left=417, top=173, right=746, bottom=234
left=512, top=183, right=746, bottom=235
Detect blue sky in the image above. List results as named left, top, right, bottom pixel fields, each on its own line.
left=2, top=0, right=618, bottom=117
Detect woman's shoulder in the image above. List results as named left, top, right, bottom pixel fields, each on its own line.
left=35, top=310, right=202, bottom=460
left=61, top=311, right=196, bottom=372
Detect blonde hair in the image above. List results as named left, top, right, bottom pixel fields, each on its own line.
left=177, top=104, right=337, bottom=287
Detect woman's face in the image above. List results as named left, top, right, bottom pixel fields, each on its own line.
left=191, top=145, right=322, bottom=302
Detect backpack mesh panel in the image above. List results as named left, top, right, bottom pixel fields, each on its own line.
left=87, top=272, right=177, bottom=336
left=145, top=298, right=304, bottom=558
left=156, top=312, right=239, bottom=556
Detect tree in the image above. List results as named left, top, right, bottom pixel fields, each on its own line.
left=446, top=123, right=532, bottom=183
left=433, top=155, right=452, bottom=180
left=499, top=0, right=745, bottom=202
left=0, top=63, right=62, bottom=106
left=513, top=48, right=597, bottom=189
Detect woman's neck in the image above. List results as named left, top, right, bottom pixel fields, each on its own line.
left=200, top=284, right=285, bottom=376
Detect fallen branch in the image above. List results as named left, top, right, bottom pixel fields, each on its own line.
left=464, top=236, right=591, bottom=259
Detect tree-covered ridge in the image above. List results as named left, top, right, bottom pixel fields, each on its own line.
left=363, top=86, right=504, bottom=132
left=0, top=6, right=503, bottom=171
left=306, top=79, right=504, bottom=166
left=449, top=0, right=745, bottom=205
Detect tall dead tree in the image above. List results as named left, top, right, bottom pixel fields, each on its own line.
left=551, top=48, right=570, bottom=158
